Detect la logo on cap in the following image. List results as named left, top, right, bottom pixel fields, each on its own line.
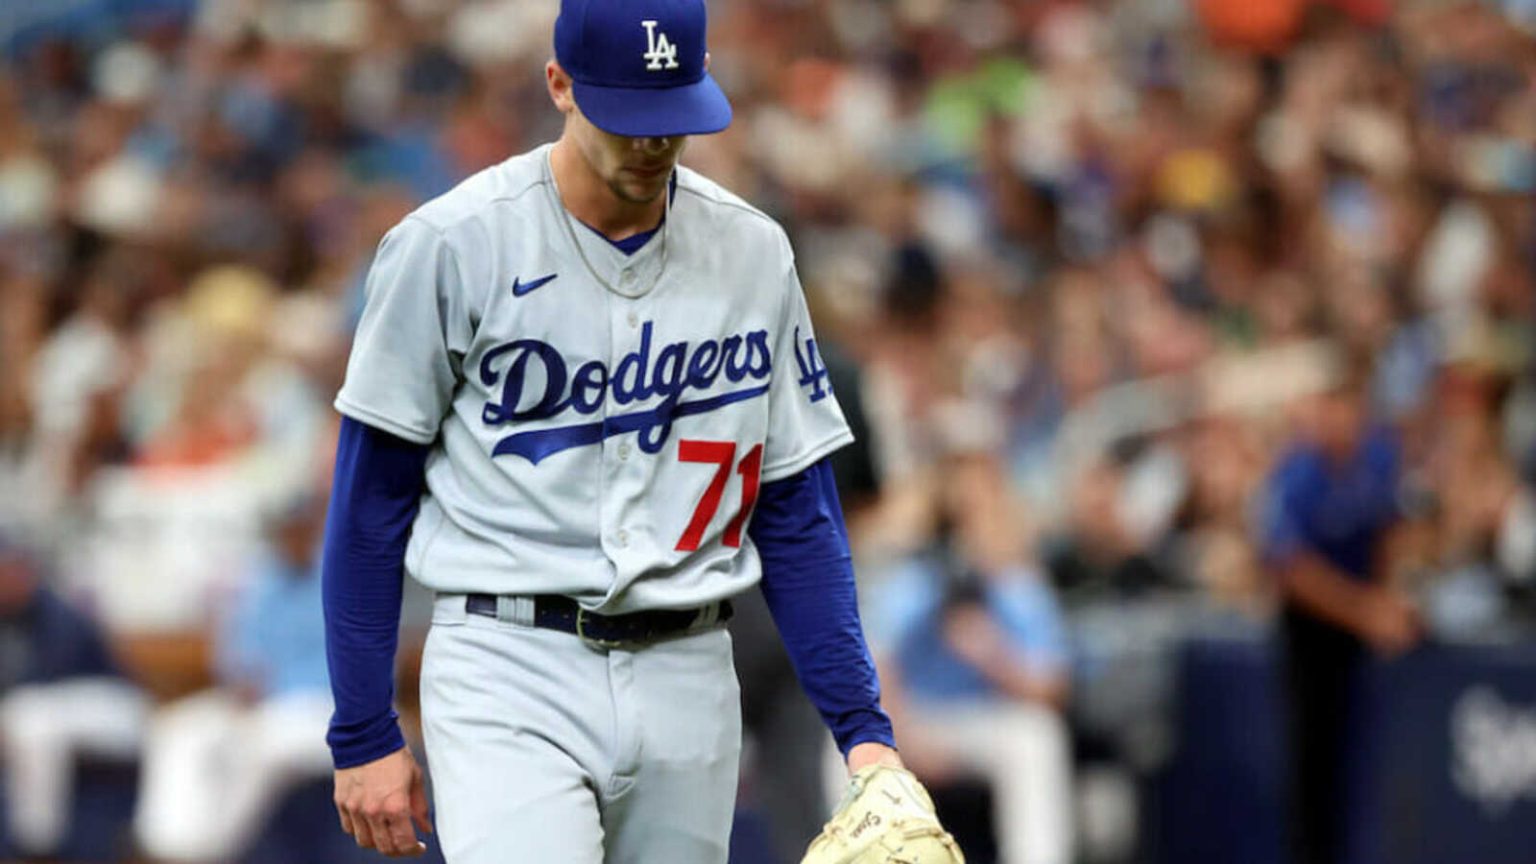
left=641, top=20, right=679, bottom=70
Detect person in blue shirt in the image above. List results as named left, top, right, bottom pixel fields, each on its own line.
left=870, top=445, right=1073, bottom=864
left=134, top=495, right=336, bottom=863
left=1259, top=366, right=1421, bottom=864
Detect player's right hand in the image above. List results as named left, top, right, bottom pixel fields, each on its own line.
left=334, top=746, right=433, bottom=857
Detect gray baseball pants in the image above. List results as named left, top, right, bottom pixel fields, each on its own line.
left=421, top=594, right=742, bottom=864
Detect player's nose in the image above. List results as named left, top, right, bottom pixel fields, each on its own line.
left=633, top=136, right=673, bottom=155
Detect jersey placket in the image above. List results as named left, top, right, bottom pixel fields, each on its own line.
left=572, top=216, right=668, bottom=605
left=600, top=286, right=641, bottom=580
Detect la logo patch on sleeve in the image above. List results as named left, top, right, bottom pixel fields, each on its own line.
left=793, top=327, right=830, bottom=403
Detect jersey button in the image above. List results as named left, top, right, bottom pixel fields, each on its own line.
left=620, top=269, right=635, bottom=285
left=617, top=442, right=631, bottom=459
left=617, top=529, right=630, bottom=546
left=627, top=310, right=639, bottom=328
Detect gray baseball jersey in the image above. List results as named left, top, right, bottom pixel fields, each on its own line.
left=335, top=143, right=851, bottom=613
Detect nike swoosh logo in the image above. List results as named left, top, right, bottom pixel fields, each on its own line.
left=512, top=273, right=558, bottom=297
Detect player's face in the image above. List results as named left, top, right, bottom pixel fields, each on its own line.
left=571, top=110, right=688, bottom=205
left=547, top=61, right=688, bottom=206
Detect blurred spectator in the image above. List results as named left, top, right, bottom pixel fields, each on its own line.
left=133, top=494, right=332, bottom=862
left=0, top=532, right=147, bottom=858
left=0, top=0, right=1533, bottom=860
left=871, top=434, right=1072, bottom=864
left=1258, top=362, right=1422, bottom=864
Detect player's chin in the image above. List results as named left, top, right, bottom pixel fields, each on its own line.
left=616, top=171, right=670, bottom=200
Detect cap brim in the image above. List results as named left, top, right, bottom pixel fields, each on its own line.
left=573, top=73, right=732, bottom=138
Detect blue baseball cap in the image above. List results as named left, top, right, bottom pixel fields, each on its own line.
left=555, top=0, right=732, bottom=138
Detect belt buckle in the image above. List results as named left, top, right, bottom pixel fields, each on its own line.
left=575, top=607, right=628, bottom=650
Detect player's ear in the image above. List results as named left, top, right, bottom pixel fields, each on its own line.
left=546, top=60, right=575, bottom=115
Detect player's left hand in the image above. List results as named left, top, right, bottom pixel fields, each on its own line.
left=333, top=746, right=433, bottom=857
left=846, top=741, right=903, bottom=774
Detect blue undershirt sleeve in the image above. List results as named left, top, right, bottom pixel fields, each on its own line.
left=748, top=458, right=896, bottom=755
left=322, top=416, right=431, bottom=769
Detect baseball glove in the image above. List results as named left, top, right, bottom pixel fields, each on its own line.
left=799, top=765, right=965, bottom=864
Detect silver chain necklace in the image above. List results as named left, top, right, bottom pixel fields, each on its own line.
left=544, top=148, right=670, bottom=298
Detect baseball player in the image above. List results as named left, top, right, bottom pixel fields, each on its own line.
left=321, top=0, right=959, bottom=862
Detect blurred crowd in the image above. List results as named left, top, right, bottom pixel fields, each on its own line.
left=0, top=0, right=1534, bottom=861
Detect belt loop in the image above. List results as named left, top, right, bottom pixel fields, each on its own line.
left=437, top=593, right=471, bottom=624
left=494, top=596, right=535, bottom=625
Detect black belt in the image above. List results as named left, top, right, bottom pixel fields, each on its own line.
left=464, top=593, right=732, bottom=649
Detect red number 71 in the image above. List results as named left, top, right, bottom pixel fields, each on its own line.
left=674, top=440, right=764, bottom=552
